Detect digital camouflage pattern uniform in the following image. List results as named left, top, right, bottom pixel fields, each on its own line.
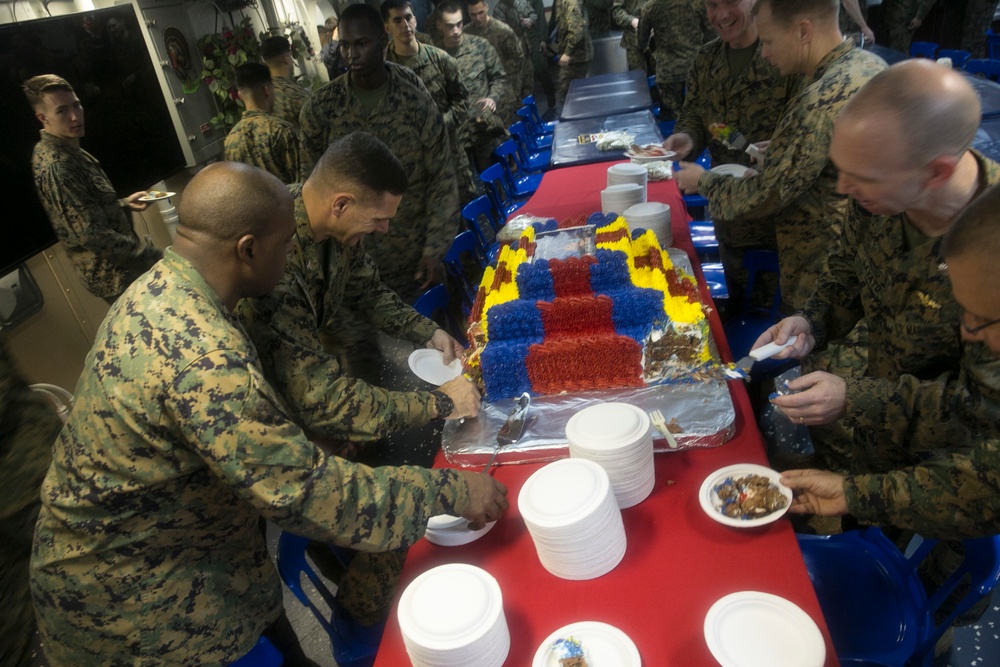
left=466, top=16, right=531, bottom=108
left=698, top=42, right=887, bottom=314
left=271, top=75, right=312, bottom=128
left=0, top=339, right=62, bottom=667
left=223, top=109, right=305, bottom=185
left=799, top=151, right=1000, bottom=474
left=439, top=34, right=513, bottom=171
left=585, top=0, right=613, bottom=33
left=493, top=0, right=537, bottom=63
left=881, top=0, right=937, bottom=53
left=386, top=42, right=477, bottom=200
left=638, top=0, right=712, bottom=119
left=31, top=131, right=161, bottom=303
left=961, top=0, right=995, bottom=58
left=526, top=0, right=557, bottom=106
left=30, top=249, right=470, bottom=665
left=612, top=0, right=650, bottom=72
left=550, top=0, right=593, bottom=104
left=299, top=63, right=459, bottom=300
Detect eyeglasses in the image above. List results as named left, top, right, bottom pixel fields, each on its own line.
left=958, top=308, right=1000, bottom=334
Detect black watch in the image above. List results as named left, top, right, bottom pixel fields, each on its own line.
left=431, top=390, right=455, bottom=419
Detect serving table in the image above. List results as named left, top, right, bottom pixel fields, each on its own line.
left=550, top=110, right=664, bottom=168
left=560, top=69, right=653, bottom=121
left=372, top=165, right=839, bottom=666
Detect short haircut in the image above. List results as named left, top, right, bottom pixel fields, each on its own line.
left=22, top=74, right=74, bottom=111
left=340, top=4, right=386, bottom=34
left=942, top=183, right=1000, bottom=263
left=310, top=131, right=408, bottom=199
left=437, top=0, right=463, bottom=17
left=235, top=62, right=272, bottom=90
left=752, top=0, right=839, bottom=25
left=260, top=36, right=292, bottom=62
left=325, top=15, right=339, bottom=30
left=381, top=0, right=413, bottom=23
left=467, top=0, right=488, bottom=8
left=179, top=162, right=289, bottom=242
left=839, top=60, right=980, bottom=164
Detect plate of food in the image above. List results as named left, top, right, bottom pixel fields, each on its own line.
left=138, top=190, right=175, bottom=202
left=624, top=143, right=677, bottom=164
left=531, top=621, right=641, bottom=667
left=699, top=463, right=792, bottom=527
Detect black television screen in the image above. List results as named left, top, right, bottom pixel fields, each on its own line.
left=0, top=5, right=187, bottom=275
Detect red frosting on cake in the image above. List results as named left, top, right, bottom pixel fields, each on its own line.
left=525, top=335, right=644, bottom=393
left=548, top=255, right=597, bottom=298
left=539, top=295, right=617, bottom=339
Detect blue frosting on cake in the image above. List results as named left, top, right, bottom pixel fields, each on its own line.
left=486, top=300, right=545, bottom=343
left=481, top=341, right=532, bottom=400
left=588, top=249, right=631, bottom=293
left=515, top=259, right=556, bottom=302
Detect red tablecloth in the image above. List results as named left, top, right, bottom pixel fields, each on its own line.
left=373, top=165, right=839, bottom=666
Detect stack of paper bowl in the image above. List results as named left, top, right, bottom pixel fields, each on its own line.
left=607, top=162, right=648, bottom=188
left=623, top=201, right=672, bottom=247
left=565, top=403, right=655, bottom=508
left=518, top=458, right=627, bottom=580
left=600, top=183, right=646, bottom=215
left=397, top=563, right=509, bottom=667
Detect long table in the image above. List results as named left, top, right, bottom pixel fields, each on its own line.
left=550, top=109, right=663, bottom=168
left=373, top=168, right=838, bottom=666
left=560, top=69, right=653, bottom=121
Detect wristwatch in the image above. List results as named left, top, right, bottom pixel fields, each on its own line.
left=431, top=390, right=454, bottom=419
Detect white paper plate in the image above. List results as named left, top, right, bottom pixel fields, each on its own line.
left=532, top=621, right=641, bottom=667
left=138, top=191, right=175, bottom=202
left=624, top=147, right=677, bottom=164
left=519, top=458, right=611, bottom=529
left=699, top=463, right=792, bottom=528
left=704, top=591, right=825, bottom=667
left=709, top=164, right=752, bottom=178
left=425, top=520, right=497, bottom=546
left=565, top=402, right=650, bottom=451
left=408, top=349, right=462, bottom=385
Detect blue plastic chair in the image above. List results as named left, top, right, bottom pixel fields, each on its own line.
left=231, top=637, right=283, bottom=666
left=699, top=261, right=729, bottom=301
left=722, top=249, right=783, bottom=375
left=909, top=41, right=939, bottom=59
left=515, top=107, right=555, bottom=150
left=461, top=195, right=503, bottom=254
left=520, top=95, right=557, bottom=133
left=688, top=219, right=719, bottom=262
left=798, top=527, right=1000, bottom=667
left=494, top=140, right=543, bottom=197
left=414, top=284, right=467, bottom=343
left=480, top=162, right=528, bottom=218
left=508, top=121, right=552, bottom=171
left=966, top=58, right=1000, bottom=82
left=443, top=230, right=486, bottom=313
left=936, top=49, right=971, bottom=68
left=988, top=29, right=1000, bottom=60
left=647, top=74, right=661, bottom=117
left=275, top=532, right=377, bottom=667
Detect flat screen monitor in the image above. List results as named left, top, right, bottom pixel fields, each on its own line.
left=0, top=4, right=186, bottom=276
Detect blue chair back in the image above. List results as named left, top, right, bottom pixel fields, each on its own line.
left=515, top=107, right=555, bottom=150
left=722, top=249, right=785, bottom=378
left=444, top=230, right=486, bottom=313
left=936, top=48, right=971, bottom=68
left=988, top=29, right=1000, bottom=60
left=799, top=527, right=1000, bottom=667
left=909, top=41, right=939, bottom=58
left=508, top=122, right=552, bottom=171
left=414, top=284, right=467, bottom=343
left=966, top=58, right=1000, bottom=82
left=461, top=195, right=502, bottom=253
left=275, top=532, right=376, bottom=667
left=231, top=637, right=283, bottom=666
left=688, top=219, right=719, bottom=262
left=494, top=140, right=543, bottom=197
left=480, top=162, right=527, bottom=218
left=699, top=261, right=729, bottom=301
left=520, top=95, right=556, bottom=133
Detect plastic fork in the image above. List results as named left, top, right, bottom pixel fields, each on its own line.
left=649, top=409, right=679, bottom=449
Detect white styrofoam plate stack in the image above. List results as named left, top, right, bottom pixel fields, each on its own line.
left=607, top=162, right=648, bottom=188
left=623, top=201, right=672, bottom=247
left=397, top=563, right=509, bottom=667
left=518, top=458, right=627, bottom=580
left=600, top=183, right=646, bottom=215
left=565, top=402, right=655, bottom=509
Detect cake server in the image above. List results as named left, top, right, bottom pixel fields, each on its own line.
left=733, top=335, right=799, bottom=377
left=483, top=392, right=531, bottom=474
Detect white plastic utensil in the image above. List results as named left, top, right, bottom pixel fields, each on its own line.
left=648, top=409, right=678, bottom=449
left=734, top=335, right=799, bottom=376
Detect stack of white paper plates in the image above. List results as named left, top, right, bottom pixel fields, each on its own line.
left=566, top=403, right=655, bottom=509
left=518, top=458, right=627, bottom=580
left=600, top=183, right=646, bottom=215
left=607, top=162, right=648, bottom=188
left=623, top=201, right=672, bottom=247
left=397, top=563, right=509, bottom=666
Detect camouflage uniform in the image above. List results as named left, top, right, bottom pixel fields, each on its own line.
left=526, top=0, right=558, bottom=106
left=466, top=17, right=531, bottom=106
left=493, top=0, right=537, bottom=60
left=31, top=131, right=161, bottom=303
left=550, top=0, right=593, bottom=104
left=271, top=75, right=312, bottom=128
left=385, top=43, right=477, bottom=200
left=299, top=63, right=459, bottom=300
left=585, top=0, right=613, bottom=33
left=638, top=0, right=711, bottom=119
left=30, top=249, right=469, bottom=666
left=612, top=0, right=650, bottom=72
left=439, top=35, right=513, bottom=171
left=223, top=109, right=305, bottom=185
left=961, top=0, right=995, bottom=58
left=698, top=42, right=886, bottom=314
left=799, top=151, right=1000, bottom=474
left=881, top=0, right=937, bottom=53
left=0, top=340, right=62, bottom=667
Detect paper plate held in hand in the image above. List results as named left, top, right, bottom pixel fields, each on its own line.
left=408, top=349, right=462, bottom=385
left=699, top=463, right=792, bottom=528
left=138, top=190, right=175, bottom=202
